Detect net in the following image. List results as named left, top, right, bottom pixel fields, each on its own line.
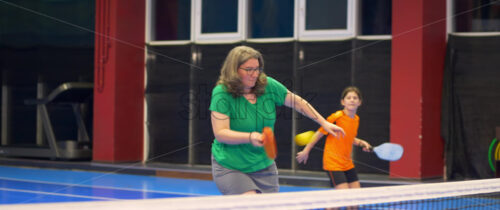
left=4, top=178, right=500, bottom=210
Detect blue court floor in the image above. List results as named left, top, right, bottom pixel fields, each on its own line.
left=2, top=165, right=499, bottom=209
left=0, top=165, right=324, bottom=205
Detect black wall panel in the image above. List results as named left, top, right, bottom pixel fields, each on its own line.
left=296, top=40, right=354, bottom=171
left=146, top=45, right=191, bottom=163
left=194, top=44, right=241, bottom=164
left=352, top=39, right=391, bottom=173
left=146, top=40, right=392, bottom=175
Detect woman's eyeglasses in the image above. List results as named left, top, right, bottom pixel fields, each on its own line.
left=239, top=67, right=263, bottom=73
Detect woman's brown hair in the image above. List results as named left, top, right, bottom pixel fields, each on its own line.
left=216, top=46, right=267, bottom=97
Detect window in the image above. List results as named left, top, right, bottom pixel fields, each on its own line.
left=194, top=0, right=245, bottom=42
left=248, top=0, right=294, bottom=39
left=298, top=0, right=355, bottom=40
left=359, top=0, right=391, bottom=35
left=149, top=0, right=191, bottom=41
left=453, top=0, right=500, bottom=32
left=148, top=0, right=376, bottom=43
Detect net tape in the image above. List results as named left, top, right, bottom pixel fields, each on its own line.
left=4, top=178, right=500, bottom=210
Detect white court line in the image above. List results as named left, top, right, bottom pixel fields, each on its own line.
left=0, top=177, right=203, bottom=197
left=0, top=187, right=118, bottom=201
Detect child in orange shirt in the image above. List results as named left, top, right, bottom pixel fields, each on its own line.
left=296, top=86, right=372, bottom=189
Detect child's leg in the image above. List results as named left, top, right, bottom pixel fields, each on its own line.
left=347, top=181, right=361, bottom=188
left=345, top=168, right=361, bottom=189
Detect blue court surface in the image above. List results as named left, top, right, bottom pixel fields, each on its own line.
left=3, top=166, right=498, bottom=209
left=0, top=165, right=324, bottom=205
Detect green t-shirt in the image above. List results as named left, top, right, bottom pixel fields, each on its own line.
left=209, top=76, right=288, bottom=173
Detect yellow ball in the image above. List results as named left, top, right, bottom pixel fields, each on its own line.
left=295, top=131, right=315, bottom=146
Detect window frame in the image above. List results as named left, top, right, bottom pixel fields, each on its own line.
left=448, top=0, right=500, bottom=34
left=193, top=0, right=246, bottom=43
left=146, top=0, right=193, bottom=44
left=297, top=0, right=357, bottom=41
left=147, top=0, right=373, bottom=45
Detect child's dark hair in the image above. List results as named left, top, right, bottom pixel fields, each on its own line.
left=341, top=86, right=362, bottom=101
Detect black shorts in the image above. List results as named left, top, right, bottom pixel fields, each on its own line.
left=326, top=168, right=359, bottom=187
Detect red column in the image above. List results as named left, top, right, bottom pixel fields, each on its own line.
left=390, top=0, right=446, bottom=178
left=93, top=0, right=145, bottom=162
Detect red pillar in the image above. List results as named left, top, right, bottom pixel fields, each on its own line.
left=93, top=0, right=145, bottom=162
left=390, top=0, right=446, bottom=178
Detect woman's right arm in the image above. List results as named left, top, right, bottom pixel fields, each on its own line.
left=211, top=111, right=263, bottom=146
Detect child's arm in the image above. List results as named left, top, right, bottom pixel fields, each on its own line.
left=354, top=137, right=372, bottom=152
left=296, top=131, right=324, bottom=164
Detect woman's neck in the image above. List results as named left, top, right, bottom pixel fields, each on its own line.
left=243, top=92, right=256, bottom=104
left=243, top=87, right=252, bottom=94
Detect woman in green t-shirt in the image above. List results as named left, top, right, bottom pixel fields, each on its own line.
left=210, top=46, right=345, bottom=195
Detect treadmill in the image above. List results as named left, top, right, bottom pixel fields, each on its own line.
left=0, top=82, right=93, bottom=160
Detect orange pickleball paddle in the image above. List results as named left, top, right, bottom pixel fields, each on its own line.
left=262, top=127, right=277, bottom=159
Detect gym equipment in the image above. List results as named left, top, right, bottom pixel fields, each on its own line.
left=0, top=82, right=93, bottom=159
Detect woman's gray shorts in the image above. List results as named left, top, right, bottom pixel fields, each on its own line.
left=211, top=156, right=279, bottom=195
